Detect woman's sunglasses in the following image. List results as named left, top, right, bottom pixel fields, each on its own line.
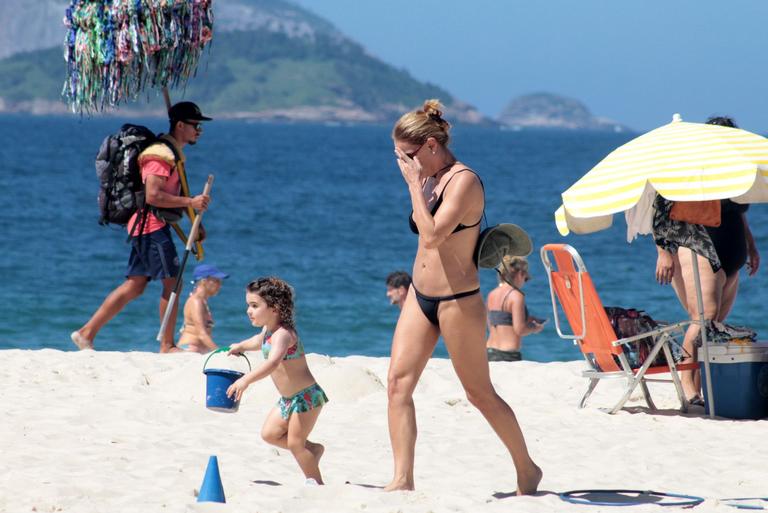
left=404, top=143, right=424, bottom=159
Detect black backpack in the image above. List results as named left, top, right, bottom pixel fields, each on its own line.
left=95, top=124, right=180, bottom=228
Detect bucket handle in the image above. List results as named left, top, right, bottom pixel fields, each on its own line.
left=203, top=346, right=251, bottom=372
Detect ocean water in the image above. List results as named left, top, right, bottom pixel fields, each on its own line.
left=1, top=115, right=766, bottom=361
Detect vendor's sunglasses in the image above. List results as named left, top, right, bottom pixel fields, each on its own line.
left=182, top=120, right=203, bottom=131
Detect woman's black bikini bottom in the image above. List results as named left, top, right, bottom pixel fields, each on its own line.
left=413, top=286, right=481, bottom=327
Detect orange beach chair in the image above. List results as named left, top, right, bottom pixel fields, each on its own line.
left=540, top=243, right=698, bottom=414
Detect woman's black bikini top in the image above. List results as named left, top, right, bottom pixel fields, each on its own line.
left=409, top=169, right=483, bottom=235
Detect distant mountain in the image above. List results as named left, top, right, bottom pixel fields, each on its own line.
left=0, top=0, right=487, bottom=124
left=498, top=93, right=629, bottom=132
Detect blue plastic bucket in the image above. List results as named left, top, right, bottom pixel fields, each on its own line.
left=203, top=348, right=251, bottom=413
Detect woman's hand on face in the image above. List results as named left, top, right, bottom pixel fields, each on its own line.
left=656, top=250, right=674, bottom=285
left=747, top=245, right=760, bottom=276
left=394, top=147, right=423, bottom=187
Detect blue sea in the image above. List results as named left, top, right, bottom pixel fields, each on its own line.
left=1, top=115, right=766, bottom=361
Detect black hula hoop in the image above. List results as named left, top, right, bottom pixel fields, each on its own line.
left=559, top=489, right=704, bottom=507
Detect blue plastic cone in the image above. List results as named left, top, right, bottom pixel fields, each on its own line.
left=197, top=455, right=225, bottom=503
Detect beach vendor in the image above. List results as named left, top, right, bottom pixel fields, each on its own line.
left=227, top=277, right=328, bottom=485
left=177, top=264, right=229, bottom=353
left=71, top=102, right=212, bottom=353
left=485, top=256, right=545, bottom=362
left=386, top=99, right=542, bottom=493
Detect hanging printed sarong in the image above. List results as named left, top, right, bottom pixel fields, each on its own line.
left=62, top=0, right=214, bottom=113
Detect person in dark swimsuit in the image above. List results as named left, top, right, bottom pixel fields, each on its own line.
left=486, top=256, right=544, bottom=362
left=653, top=115, right=760, bottom=404
left=702, top=117, right=760, bottom=320
left=385, top=99, right=541, bottom=494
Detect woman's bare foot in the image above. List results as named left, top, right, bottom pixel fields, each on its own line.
left=70, top=331, right=93, bottom=350
left=517, top=464, right=542, bottom=496
left=383, top=476, right=414, bottom=492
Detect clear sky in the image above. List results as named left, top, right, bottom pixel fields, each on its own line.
left=294, top=0, right=768, bottom=132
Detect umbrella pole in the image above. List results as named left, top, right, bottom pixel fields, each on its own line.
left=156, top=175, right=214, bottom=344
left=162, top=87, right=171, bottom=113
left=691, top=251, right=715, bottom=418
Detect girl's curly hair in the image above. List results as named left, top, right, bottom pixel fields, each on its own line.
left=246, top=277, right=295, bottom=330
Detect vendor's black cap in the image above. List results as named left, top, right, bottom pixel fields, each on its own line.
left=168, top=101, right=212, bottom=122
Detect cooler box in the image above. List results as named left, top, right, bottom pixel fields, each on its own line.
left=699, top=342, right=768, bottom=420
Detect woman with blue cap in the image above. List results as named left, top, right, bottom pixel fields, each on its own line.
left=178, top=264, right=229, bottom=353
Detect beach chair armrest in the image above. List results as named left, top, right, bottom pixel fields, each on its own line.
left=610, top=320, right=691, bottom=347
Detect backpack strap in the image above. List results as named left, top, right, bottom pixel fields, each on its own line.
left=155, top=135, right=181, bottom=176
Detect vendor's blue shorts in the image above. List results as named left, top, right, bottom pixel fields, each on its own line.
left=126, top=225, right=180, bottom=281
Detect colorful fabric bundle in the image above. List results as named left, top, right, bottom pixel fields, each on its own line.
left=63, top=0, right=214, bottom=113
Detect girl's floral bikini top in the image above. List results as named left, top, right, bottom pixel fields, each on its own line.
left=261, top=329, right=305, bottom=361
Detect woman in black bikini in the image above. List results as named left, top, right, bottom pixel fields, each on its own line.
left=385, top=99, right=541, bottom=494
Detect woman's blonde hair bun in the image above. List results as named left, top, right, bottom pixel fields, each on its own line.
left=423, top=99, right=444, bottom=119
left=392, top=98, right=452, bottom=146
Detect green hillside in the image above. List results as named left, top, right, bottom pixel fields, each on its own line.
left=0, top=29, right=480, bottom=122
left=0, top=47, right=62, bottom=102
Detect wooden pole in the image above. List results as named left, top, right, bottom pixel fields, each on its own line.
left=157, top=175, right=214, bottom=343
left=162, top=87, right=172, bottom=113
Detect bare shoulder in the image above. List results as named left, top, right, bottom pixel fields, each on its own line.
left=444, top=167, right=483, bottom=204
left=185, top=295, right=202, bottom=309
left=506, top=289, right=525, bottom=307
left=450, top=166, right=481, bottom=187
left=272, top=327, right=297, bottom=345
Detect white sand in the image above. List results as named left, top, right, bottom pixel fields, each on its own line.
left=0, top=349, right=765, bottom=513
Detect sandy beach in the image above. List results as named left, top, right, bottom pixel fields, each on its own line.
left=0, top=348, right=765, bottom=513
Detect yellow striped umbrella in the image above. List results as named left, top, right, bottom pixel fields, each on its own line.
left=556, top=115, right=768, bottom=235
left=551, top=114, right=768, bottom=418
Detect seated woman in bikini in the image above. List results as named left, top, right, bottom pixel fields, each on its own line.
left=486, top=256, right=544, bottom=362
left=177, top=264, right=228, bottom=353
left=386, top=99, right=541, bottom=494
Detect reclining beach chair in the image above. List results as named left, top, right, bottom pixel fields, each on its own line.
left=540, top=243, right=698, bottom=414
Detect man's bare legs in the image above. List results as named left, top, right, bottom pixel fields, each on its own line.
left=72, top=276, right=148, bottom=349
left=73, top=275, right=182, bottom=352
left=159, top=277, right=181, bottom=353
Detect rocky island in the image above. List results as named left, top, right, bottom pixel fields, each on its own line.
left=498, top=92, right=629, bottom=132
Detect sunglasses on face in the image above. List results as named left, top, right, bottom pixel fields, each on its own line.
left=404, top=143, right=424, bottom=159
left=182, top=120, right=203, bottom=131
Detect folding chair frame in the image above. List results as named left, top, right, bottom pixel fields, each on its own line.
left=541, top=243, right=697, bottom=414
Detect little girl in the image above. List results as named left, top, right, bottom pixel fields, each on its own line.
left=227, top=277, right=328, bottom=484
